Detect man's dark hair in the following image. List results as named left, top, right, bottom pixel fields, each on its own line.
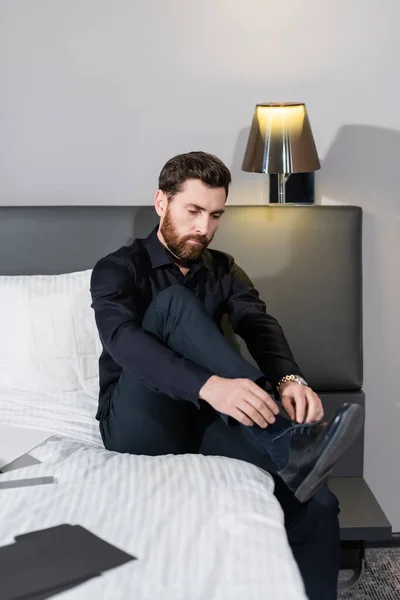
left=158, top=151, right=232, bottom=199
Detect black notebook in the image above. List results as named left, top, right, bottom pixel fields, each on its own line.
left=0, top=524, right=136, bottom=600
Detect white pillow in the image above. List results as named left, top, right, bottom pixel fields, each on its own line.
left=0, top=270, right=100, bottom=395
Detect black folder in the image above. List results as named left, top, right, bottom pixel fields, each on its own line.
left=0, top=524, right=136, bottom=599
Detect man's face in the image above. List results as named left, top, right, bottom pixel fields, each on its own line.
left=155, top=179, right=226, bottom=261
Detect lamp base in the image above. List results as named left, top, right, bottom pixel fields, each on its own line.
left=269, top=172, right=316, bottom=205
left=278, top=173, right=287, bottom=203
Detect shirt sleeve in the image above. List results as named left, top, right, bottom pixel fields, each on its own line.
left=226, top=261, right=304, bottom=390
left=90, top=256, right=212, bottom=406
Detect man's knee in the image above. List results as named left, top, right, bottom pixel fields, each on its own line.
left=143, top=285, right=206, bottom=336
left=155, top=285, right=200, bottom=312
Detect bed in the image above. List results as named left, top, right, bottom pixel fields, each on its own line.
left=0, top=207, right=307, bottom=599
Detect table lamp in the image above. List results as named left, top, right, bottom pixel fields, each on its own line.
left=242, top=102, right=321, bottom=204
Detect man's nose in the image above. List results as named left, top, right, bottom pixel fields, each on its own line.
left=195, top=215, right=209, bottom=236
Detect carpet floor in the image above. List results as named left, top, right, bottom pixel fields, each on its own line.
left=338, top=547, right=400, bottom=599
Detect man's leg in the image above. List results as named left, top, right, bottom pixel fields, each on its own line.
left=142, top=286, right=266, bottom=388
left=191, top=401, right=340, bottom=600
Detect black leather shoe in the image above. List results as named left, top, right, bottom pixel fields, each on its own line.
left=277, top=403, right=365, bottom=503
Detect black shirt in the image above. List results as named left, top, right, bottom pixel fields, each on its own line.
left=90, top=226, right=303, bottom=420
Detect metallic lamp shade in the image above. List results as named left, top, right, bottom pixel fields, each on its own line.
left=242, top=103, right=321, bottom=175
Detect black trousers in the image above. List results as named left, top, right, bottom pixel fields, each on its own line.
left=100, top=286, right=340, bottom=600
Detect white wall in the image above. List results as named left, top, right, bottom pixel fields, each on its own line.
left=1, top=0, right=400, bottom=529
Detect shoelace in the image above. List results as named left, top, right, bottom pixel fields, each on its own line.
left=272, top=422, right=317, bottom=443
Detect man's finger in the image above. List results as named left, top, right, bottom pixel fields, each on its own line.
left=247, top=381, right=279, bottom=415
left=304, top=393, right=319, bottom=423
left=232, top=408, right=254, bottom=427
left=246, top=396, right=276, bottom=425
left=293, top=393, right=307, bottom=423
left=305, top=391, right=324, bottom=423
left=283, top=397, right=296, bottom=421
left=240, top=401, right=269, bottom=428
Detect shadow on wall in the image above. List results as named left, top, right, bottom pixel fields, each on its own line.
left=317, top=124, right=400, bottom=501
left=317, top=124, right=400, bottom=214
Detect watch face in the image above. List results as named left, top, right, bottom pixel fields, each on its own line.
left=289, top=376, right=307, bottom=386
left=278, top=375, right=307, bottom=389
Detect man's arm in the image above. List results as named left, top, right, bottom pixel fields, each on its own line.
left=226, top=261, right=304, bottom=391
left=90, top=256, right=212, bottom=406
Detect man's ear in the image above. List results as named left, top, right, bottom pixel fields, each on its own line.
left=154, top=190, right=168, bottom=217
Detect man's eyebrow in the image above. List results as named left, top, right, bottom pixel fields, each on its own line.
left=185, top=203, right=225, bottom=215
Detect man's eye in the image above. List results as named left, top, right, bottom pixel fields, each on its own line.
left=188, top=209, right=198, bottom=215
left=213, top=214, right=222, bottom=220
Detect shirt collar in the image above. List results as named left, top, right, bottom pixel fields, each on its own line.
left=144, top=226, right=212, bottom=271
left=144, top=227, right=172, bottom=269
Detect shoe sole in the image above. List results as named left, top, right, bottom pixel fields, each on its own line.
left=294, top=404, right=365, bottom=503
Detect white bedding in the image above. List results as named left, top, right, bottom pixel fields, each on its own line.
left=0, top=437, right=307, bottom=600
left=0, top=390, right=102, bottom=446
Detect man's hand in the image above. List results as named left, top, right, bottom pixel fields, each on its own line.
left=199, top=376, right=279, bottom=428
left=279, top=382, right=324, bottom=423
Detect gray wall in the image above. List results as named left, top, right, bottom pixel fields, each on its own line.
left=1, top=0, right=400, bottom=530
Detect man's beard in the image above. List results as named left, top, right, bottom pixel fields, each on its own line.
left=160, top=208, right=211, bottom=263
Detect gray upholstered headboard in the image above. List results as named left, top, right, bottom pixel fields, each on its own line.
left=0, top=205, right=364, bottom=476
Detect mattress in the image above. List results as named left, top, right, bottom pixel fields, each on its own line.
left=0, top=436, right=307, bottom=600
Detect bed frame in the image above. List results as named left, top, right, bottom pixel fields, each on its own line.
left=0, top=205, right=391, bottom=588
